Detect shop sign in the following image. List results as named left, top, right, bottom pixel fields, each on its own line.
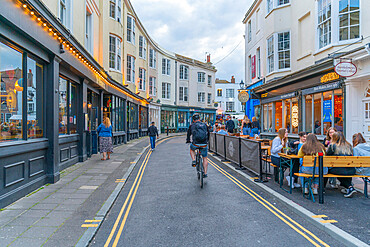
left=238, top=90, right=249, bottom=103
left=302, top=81, right=341, bottom=95
left=335, top=62, right=357, bottom=77
left=261, top=93, right=268, bottom=98
left=281, top=92, right=296, bottom=100
left=292, top=105, right=299, bottom=128
left=320, top=72, right=339, bottom=83
left=261, top=92, right=297, bottom=104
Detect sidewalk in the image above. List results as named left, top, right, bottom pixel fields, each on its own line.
left=0, top=133, right=181, bottom=247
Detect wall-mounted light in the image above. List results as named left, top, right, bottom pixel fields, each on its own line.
left=87, top=103, right=92, bottom=108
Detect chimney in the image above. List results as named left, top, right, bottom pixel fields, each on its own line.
left=206, top=54, right=211, bottom=63
left=231, top=76, right=235, bottom=84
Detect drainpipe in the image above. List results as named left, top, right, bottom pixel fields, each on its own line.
left=175, top=61, right=178, bottom=105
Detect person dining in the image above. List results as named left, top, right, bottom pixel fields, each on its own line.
left=352, top=133, right=370, bottom=176
left=323, top=127, right=337, bottom=147
left=250, top=117, right=260, bottom=137
left=326, top=132, right=356, bottom=198
left=217, top=125, right=229, bottom=136
left=241, top=115, right=251, bottom=136
left=97, top=117, right=113, bottom=161
left=297, top=134, right=328, bottom=195
left=271, top=128, right=288, bottom=182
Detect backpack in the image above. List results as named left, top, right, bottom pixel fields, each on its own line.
left=192, top=122, right=208, bottom=144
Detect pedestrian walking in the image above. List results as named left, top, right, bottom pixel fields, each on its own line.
left=97, top=117, right=113, bottom=160
left=225, top=116, right=235, bottom=135
left=251, top=116, right=260, bottom=137
left=242, top=115, right=251, bottom=136
left=148, top=122, right=159, bottom=151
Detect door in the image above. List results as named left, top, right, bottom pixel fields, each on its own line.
left=91, top=106, right=98, bottom=154
left=363, top=100, right=370, bottom=141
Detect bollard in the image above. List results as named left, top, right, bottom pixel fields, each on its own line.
left=236, top=137, right=246, bottom=170
left=318, top=152, right=324, bottom=204
left=166, top=126, right=169, bottom=136
left=214, top=134, right=217, bottom=155
left=222, top=135, right=227, bottom=161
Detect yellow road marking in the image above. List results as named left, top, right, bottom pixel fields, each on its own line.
left=208, top=159, right=329, bottom=247
left=130, top=162, right=136, bottom=164
left=320, top=220, right=337, bottom=224
left=81, top=224, right=98, bottom=227
left=85, top=220, right=101, bottom=223
left=104, top=151, right=151, bottom=247
left=104, top=136, right=175, bottom=246
left=112, top=151, right=151, bottom=246
left=115, top=179, right=126, bottom=183
left=312, top=215, right=328, bottom=218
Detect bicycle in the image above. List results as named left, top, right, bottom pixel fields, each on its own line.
left=195, top=147, right=205, bottom=188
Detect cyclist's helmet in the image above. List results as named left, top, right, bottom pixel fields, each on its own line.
left=192, top=113, right=200, bottom=121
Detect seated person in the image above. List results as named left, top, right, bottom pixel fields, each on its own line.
left=352, top=133, right=370, bottom=176
left=217, top=125, right=229, bottom=136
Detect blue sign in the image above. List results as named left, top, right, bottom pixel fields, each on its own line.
left=323, top=100, right=332, bottom=122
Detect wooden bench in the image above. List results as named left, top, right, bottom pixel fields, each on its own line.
left=295, top=156, right=370, bottom=201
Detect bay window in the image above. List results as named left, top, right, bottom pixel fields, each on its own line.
left=267, top=31, right=291, bottom=73
left=318, top=0, right=332, bottom=48
left=267, top=36, right=274, bottom=73
left=339, top=0, right=360, bottom=40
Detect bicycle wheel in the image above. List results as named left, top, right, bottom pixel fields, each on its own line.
left=199, top=160, right=204, bottom=188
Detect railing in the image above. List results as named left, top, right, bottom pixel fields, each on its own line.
left=209, top=133, right=266, bottom=182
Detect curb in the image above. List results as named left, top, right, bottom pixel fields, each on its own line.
left=211, top=155, right=369, bottom=247
left=75, top=134, right=184, bottom=247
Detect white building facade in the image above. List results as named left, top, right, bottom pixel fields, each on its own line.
left=243, top=0, right=370, bottom=140
left=215, top=78, right=244, bottom=117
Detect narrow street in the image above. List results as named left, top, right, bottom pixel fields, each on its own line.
left=90, top=136, right=343, bottom=247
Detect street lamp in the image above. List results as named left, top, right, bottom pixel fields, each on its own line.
left=239, top=80, right=245, bottom=89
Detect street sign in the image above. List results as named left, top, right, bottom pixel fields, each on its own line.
left=334, top=61, right=357, bottom=77
left=238, top=90, right=249, bottom=103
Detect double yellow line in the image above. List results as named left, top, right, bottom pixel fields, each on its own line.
left=208, top=159, right=330, bottom=247
left=104, top=137, right=171, bottom=247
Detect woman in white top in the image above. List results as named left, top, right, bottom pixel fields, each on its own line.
left=270, top=128, right=288, bottom=182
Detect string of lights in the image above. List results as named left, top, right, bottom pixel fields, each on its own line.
left=18, top=0, right=148, bottom=105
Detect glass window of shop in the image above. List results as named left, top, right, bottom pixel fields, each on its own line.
left=275, top=101, right=282, bottom=132
left=178, top=111, right=187, bottom=128
left=59, top=77, right=77, bottom=135
left=161, top=110, right=176, bottom=128
left=282, top=98, right=298, bottom=134
left=128, top=102, right=138, bottom=130
left=303, top=89, right=343, bottom=135
left=139, top=106, right=148, bottom=129
left=109, top=96, right=125, bottom=132
left=0, top=41, right=45, bottom=142
left=262, top=103, right=273, bottom=132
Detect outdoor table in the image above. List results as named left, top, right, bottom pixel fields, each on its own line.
left=278, top=153, right=300, bottom=194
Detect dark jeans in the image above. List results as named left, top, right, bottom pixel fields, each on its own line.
left=324, top=167, right=356, bottom=188
left=149, top=136, right=156, bottom=149
left=271, top=156, right=280, bottom=182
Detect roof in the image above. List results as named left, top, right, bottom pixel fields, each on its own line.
left=215, top=79, right=230, bottom=84
left=242, top=0, right=260, bottom=24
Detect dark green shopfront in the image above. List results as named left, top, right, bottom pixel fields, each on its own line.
left=160, top=105, right=216, bottom=133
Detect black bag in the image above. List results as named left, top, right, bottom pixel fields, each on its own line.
left=192, top=122, right=208, bottom=144
left=288, top=141, right=298, bottom=155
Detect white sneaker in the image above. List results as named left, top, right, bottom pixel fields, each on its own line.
left=286, top=176, right=294, bottom=188
left=293, top=183, right=301, bottom=188
left=313, top=188, right=318, bottom=195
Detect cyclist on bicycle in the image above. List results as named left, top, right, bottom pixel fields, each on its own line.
left=186, top=113, right=210, bottom=178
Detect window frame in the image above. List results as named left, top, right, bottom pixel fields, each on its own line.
left=149, top=49, right=156, bottom=69
left=226, top=88, right=234, bottom=98
left=179, top=65, right=189, bottom=80
left=248, top=20, right=252, bottom=42
left=207, top=75, right=212, bottom=86
left=198, top=92, right=205, bottom=103
left=207, top=93, right=212, bottom=104
left=126, top=55, right=135, bottom=83
left=217, top=89, right=222, bottom=97
left=162, top=82, right=171, bottom=99
left=109, top=35, right=121, bottom=72
left=197, top=72, right=205, bottom=83
left=139, top=68, right=146, bottom=91
left=162, top=58, right=171, bottom=76
left=127, top=15, right=136, bottom=44
left=139, top=36, right=147, bottom=60
left=149, top=77, right=156, bottom=96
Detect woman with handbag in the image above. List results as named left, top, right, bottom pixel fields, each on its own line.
left=97, top=117, right=113, bottom=161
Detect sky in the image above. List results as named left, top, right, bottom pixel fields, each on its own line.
left=130, top=0, right=253, bottom=83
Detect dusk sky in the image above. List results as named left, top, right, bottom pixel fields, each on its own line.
left=130, top=0, right=253, bottom=83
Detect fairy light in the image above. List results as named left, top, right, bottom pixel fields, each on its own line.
left=17, top=0, right=149, bottom=104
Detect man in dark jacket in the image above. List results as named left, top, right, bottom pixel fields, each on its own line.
left=148, top=122, right=159, bottom=150
left=225, top=116, right=235, bottom=134
left=186, top=114, right=210, bottom=177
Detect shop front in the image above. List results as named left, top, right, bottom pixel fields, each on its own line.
left=178, top=108, right=189, bottom=132
left=103, top=94, right=127, bottom=145
left=149, top=103, right=161, bottom=133
left=127, top=101, right=139, bottom=141
left=256, top=68, right=344, bottom=139
left=161, top=105, right=177, bottom=133
left=139, top=105, right=149, bottom=137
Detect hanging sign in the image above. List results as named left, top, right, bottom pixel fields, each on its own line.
left=292, top=105, right=299, bottom=128
left=334, top=62, right=357, bottom=77
left=320, top=72, right=339, bottom=83
left=238, top=90, right=249, bottom=103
